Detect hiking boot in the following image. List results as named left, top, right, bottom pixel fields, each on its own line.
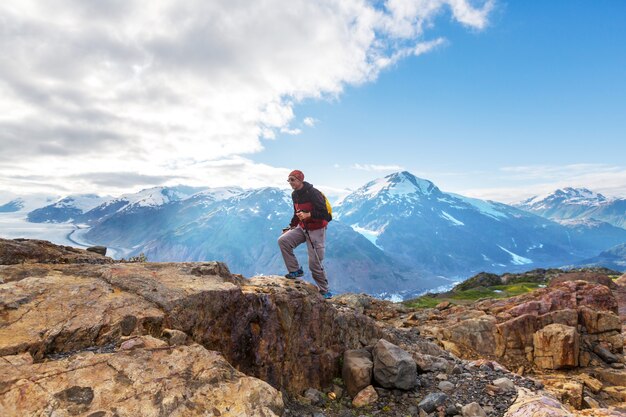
left=320, top=291, right=333, bottom=299
left=284, top=268, right=304, bottom=279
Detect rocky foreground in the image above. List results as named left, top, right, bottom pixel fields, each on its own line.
left=1, top=238, right=625, bottom=417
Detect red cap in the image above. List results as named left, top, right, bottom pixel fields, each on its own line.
left=289, top=170, right=304, bottom=181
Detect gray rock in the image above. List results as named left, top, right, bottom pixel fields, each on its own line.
left=86, top=245, right=107, bottom=256
left=492, top=377, right=515, bottom=392
left=438, top=381, right=455, bottom=392
left=304, top=388, right=326, bottom=406
left=446, top=404, right=460, bottom=416
left=593, top=344, right=619, bottom=364
left=373, top=339, right=417, bottom=390
left=461, top=402, right=487, bottom=417
left=419, top=392, right=448, bottom=413
left=342, top=349, right=374, bottom=397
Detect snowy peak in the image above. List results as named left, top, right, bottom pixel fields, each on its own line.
left=190, top=187, right=243, bottom=202
left=520, top=187, right=608, bottom=209
left=51, top=194, right=112, bottom=212
left=0, top=198, right=25, bottom=213
left=122, top=187, right=189, bottom=208
left=354, top=171, right=440, bottom=200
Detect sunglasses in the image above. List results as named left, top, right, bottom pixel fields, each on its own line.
left=287, top=177, right=299, bottom=183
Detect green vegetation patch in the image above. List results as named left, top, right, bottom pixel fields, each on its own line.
left=404, top=282, right=543, bottom=308
left=451, top=282, right=543, bottom=300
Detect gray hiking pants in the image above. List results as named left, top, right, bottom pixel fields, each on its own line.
left=278, top=225, right=329, bottom=293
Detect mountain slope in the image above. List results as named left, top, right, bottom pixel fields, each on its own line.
left=134, top=187, right=439, bottom=294
left=28, top=194, right=111, bottom=223
left=575, top=242, right=626, bottom=271
left=335, top=172, right=626, bottom=276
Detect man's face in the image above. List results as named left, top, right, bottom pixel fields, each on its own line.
left=287, top=176, right=303, bottom=190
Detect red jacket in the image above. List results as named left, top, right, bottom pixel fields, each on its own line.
left=290, top=182, right=330, bottom=231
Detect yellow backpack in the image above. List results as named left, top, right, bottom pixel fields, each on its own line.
left=321, top=192, right=332, bottom=221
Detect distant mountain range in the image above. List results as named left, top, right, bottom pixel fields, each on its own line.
left=2, top=173, right=625, bottom=297
left=515, top=187, right=626, bottom=229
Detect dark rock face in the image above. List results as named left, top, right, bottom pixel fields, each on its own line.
left=86, top=246, right=107, bottom=256
left=0, top=238, right=113, bottom=265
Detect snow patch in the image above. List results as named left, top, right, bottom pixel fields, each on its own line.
left=440, top=211, right=464, bottom=226
left=450, top=194, right=508, bottom=220
left=351, top=223, right=385, bottom=249
left=497, top=245, right=533, bottom=265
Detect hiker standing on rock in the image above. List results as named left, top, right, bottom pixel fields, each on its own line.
left=278, top=170, right=333, bottom=299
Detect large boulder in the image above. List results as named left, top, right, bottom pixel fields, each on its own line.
left=372, top=339, right=418, bottom=390
left=0, top=257, right=389, bottom=397
left=342, top=348, right=374, bottom=397
left=0, top=336, right=284, bottom=417
left=0, top=264, right=165, bottom=359
left=533, top=324, right=579, bottom=369
left=442, top=316, right=498, bottom=357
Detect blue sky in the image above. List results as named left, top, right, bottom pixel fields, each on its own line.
left=260, top=1, right=626, bottom=201
left=1, top=1, right=625, bottom=203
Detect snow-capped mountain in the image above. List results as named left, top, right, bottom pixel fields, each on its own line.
left=0, top=194, right=60, bottom=213
left=0, top=199, right=25, bottom=213
left=516, top=188, right=626, bottom=229
left=83, top=186, right=440, bottom=294
left=28, top=194, right=112, bottom=223
left=4, top=174, right=626, bottom=297
left=335, top=172, right=626, bottom=275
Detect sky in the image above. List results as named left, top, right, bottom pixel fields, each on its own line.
left=1, top=0, right=625, bottom=204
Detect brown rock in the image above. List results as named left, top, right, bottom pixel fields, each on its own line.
left=549, top=272, right=617, bottom=290
left=442, top=316, right=498, bottom=357
left=603, top=386, right=626, bottom=402
left=342, top=349, right=373, bottom=397
left=1, top=260, right=391, bottom=397
left=593, top=368, right=626, bottom=387
left=0, top=238, right=113, bottom=265
left=579, top=306, right=622, bottom=334
left=352, top=385, right=378, bottom=407
left=162, top=328, right=188, bottom=346
left=436, top=301, right=451, bottom=310
left=533, top=324, right=579, bottom=369
left=0, top=338, right=284, bottom=416
left=0, top=264, right=164, bottom=359
left=578, top=373, right=603, bottom=393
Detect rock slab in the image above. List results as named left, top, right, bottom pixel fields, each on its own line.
left=0, top=336, right=284, bottom=417
left=373, top=339, right=417, bottom=390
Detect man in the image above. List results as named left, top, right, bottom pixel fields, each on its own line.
left=278, top=169, right=333, bottom=299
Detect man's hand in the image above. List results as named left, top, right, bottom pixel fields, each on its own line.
left=296, top=211, right=311, bottom=221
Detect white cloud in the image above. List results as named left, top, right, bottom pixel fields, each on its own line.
left=280, top=127, right=302, bottom=135
left=352, top=163, right=405, bottom=172
left=460, top=164, right=626, bottom=203
left=0, top=0, right=494, bottom=195
left=303, top=117, right=318, bottom=127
